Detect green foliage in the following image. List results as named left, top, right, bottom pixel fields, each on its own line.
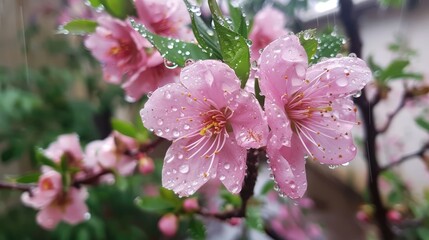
left=135, top=196, right=178, bottom=214
left=415, top=116, right=429, bottom=132
left=298, top=29, right=318, bottom=62
left=312, top=33, right=345, bottom=64
left=187, top=217, right=206, bottom=240
left=130, top=19, right=215, bottom=67
left=379, top=0, right=404, bottom=8
left=60, top=19, right=98, bottom=35
left=111, top=119, right=137, bottom=138
left=99, top=0, right=136, bottom=19
left=245, top=206, right=264, bottom=231
left=9, top=172, right=41, bottom=184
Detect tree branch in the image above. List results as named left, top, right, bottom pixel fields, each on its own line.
left=380, top=142, right=429, bottom=172
left=378, top=90, right=412, bottom=134
left=0, top=182, right=34, bottom=192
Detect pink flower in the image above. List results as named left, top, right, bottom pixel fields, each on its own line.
left=259, top=35, right=372, bottom=198
left=249, top=6, right=288, bottom=60
left=183, top=198, right=199, bottom=212
left=135, top=0, right=192, bottom=39
left=138, top=154, right=155, bottom=174
left=85, top=16, right=150, bottom=84
left=140, top=60, right=268, bottom=196
left=58, top=0, right=95, bottom=25
left=84, top=132, right=137, bottom=176
left=21, top=171, right=88, bottom=229
left=158, top=213, right=178, bottom=237
left=44, top=133, right=83, bottom=168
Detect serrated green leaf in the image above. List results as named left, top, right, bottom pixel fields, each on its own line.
left=311, top=33, right=344, bottom=64
left=35, top=148, right=58, bottom=170
left=298, top=30, right=318, bottom=62
left=135, top=196, right=176, bottom=213
left=246, top=206, right=264, bottom=231
left=100, top=0, right=135, bottom=19
left=416, top=117, right=429, bottom=132
left=12, top=172, right=41, bottom=183
left=188, top=217, right=206, bottom=240
left=130, top=19, right=214, bottom=67
left=60, top=19, right=97, bottom=35
left=111, top=118, right=137, bottom=138
left=183, top=0, right=222, bottom=59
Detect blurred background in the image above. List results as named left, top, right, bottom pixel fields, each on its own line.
left=1, top=0, right=428, bottom=239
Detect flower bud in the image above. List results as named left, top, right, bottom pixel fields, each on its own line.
left=138, top=155, right=154, bottom=174
left=183, top=198, right=199, bottom=212
left=158, top=213, right=178, bottom=237
left=387, top=210, right=402, bottom=223
left=228, top=217, right=242, bottom=226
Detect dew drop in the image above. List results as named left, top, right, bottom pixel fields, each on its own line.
left=156, top=129, right=163, bottom=136
left=185, top=59, right=195, bottom=66
left=173, top=129, right=180, bottom=138
left=184, top=124, right=190, bottom=130
left=336, top=78, right=348, bottom=87
left=164, top=90, right=172, bottom=99
left=179, top=164, right=190, bottom=174
left=164, top=59, right=178, bottom=69
left=348, top=53, right=357, bottom=58
left=224, top=163, right=231, bottom=170
left=352, top=90, right=362, bottom=98
left=328, top=165, right=338, bottom=169
left=166, top=154, right=175, bottom=163
left=157, top=119, right=164, bottom=126
left=219, top=175, right=226, bottom=181
left=341, top=162, right=350, bottom=166
left=125, top=95, right=137, bottom=103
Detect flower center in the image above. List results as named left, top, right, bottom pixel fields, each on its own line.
left=199, top=107, right=233, bottom=136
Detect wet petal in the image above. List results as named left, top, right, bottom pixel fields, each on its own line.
left=216, top=138, right=247, bottom=194
left=267, top=135, right=307, bottom=199
left=140, top=83, right=206, bottom=141
left=264, top=99, right=293, bottom=149
left=259, top=35, right=308, bottom=103
left=306, top=56, right=372, bottom=97
left=228, top=89, right=268, bottom=148
left=162, top=137, right=219, bottom=197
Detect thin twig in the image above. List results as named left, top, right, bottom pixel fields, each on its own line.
left=381, top=143, right=429, bottom=172
left=378, top=90, right=412, bottom=134
left=0, top=182, right=34, bottom=192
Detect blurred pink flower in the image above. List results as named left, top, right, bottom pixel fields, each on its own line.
left=138, top=154, right=155, bottom=174
left=84, top=132, right=138, bottom=176
left=58, top=0, right=95, bottom=25
left=183, top=198, right=199, bottom=212
left=43, top=133, right=83, bottom=171
left=249, top=6, right=288, bottom=60
left=21, top=171, right=88, bottom=230
left=158, top=213, right=178, bottom=237
left=259, top=35, right=372, bottom=198
left=140, top=60, right=268, bottom=196
left=135, top=0, right=192, bottom=40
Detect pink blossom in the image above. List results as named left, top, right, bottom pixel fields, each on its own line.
left=259, top=35, right=372, bottom=198
left=249, top=6, right=288, bottom=60
left=158, top=213, right=179, bottom=237
left=140, top=60, right=268, bottom=196
left=183, top=198, right=199, bottom=212
left=44, top=133, right=83, bottom=166
left=84, top=132, right=137, bottom=176
left=135, top=0, right=192, bottom=39
left=21, top=171, right=88, bottom=229
left=58, top=0, right=95, bottom=25
left=138, top=154, right=155, bottom=174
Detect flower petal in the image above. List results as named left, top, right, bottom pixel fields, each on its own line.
left=180, top=60, right=241, bottom=108
left=264, top=98, right=293, bottom=149
left=36, top=205, right=62, bottom=230
left=267, top=134, right=307, bottom=199
left=228, top=89, right=268, bottom=149
left=259, top=35, right=308, bottom=103
left=216, top=137, right=247, bottom=194
left=162, top=137, right=219, bottom=197
left=305, top=56, right=372, bottom=97
left=140, top=83, right=205, bottom=141
left=63, top=188, right=88, bottom=225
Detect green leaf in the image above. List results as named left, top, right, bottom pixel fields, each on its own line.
left=227, top=0, right=248, bottom=38
left=311, top=33, right=344, bottom=64
left=60, top=19, right=98, bottom=35
left=260, top=181, right=274, bottom=195
left=115, top=174, right=129, bottom=191
left=35, top=148, right=58, bottom=170
left=378, top=59, right=409, bottom=82
left=298, top=29, right=318, bottom=63
left=183, top=0, right=222, bottom=59
left=12, top=172, right=41, bottom=183
left=212, top=19, right=250, bottom=86
left=416, top=117, right=429, bottom=132
left=417, top=228, right=429, bottom=240
left=254, top=78, right=264, bottom=107
left=130, top=19, right=214, bottom=67
left=188, top=217, right=206, bottom=240
left=1, top=143, right=24, bottom=163
left=87, top=0, right=102, bottom=8
left=60, top=155, right=71, bottom=192
left=220, top=192, right=242, bottom=208
left=111, top=118, right=137, bottom=138
left=100, top=0, right=135, bottom=19
left=246, top=206, right=264, bottom=231
left=159, top=188, right=180, bottom=204
left=135, top=196, right=176, bottom=214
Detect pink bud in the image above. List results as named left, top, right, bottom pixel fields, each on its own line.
left=138, top=155, right=155, bottom=174
left=183, top=198, right=199, bottom=212
left=158, top=213, right=178, bottom=237
left=356, top=210, right=369, bottom=223
left=228, top=217, right=242, bottom=226
left=387, top=210, right=402, bottom=223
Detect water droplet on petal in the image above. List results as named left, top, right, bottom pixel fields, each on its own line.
left=219, top=175, right=226, bottom=181
left=125, top=95, right=137, bottom=103
left=173, top=129, right=180, bottom=138
left=336, top=78, right=348, bottom=87
left=164, top=59, right=178, bottom=69
left=179, top=164, right=190, bottom=174
left=166, top=154, right=175, bottom=163
left=157, top=119, right=164, bottom=126
left=348, top=53, right=357, bottom=58
left=352, top=90, right=362, bottom=98
left=224, top=163, right=231, bottom=170
left=341, top=162, right=350, bottom=166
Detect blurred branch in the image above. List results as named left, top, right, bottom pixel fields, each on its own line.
left=197, top=149, right=261, bottom=220
left=0, top=182, right=33, bottom=192
left=378, top=88, right=413, bottom=134
left=381, top=142, right=429, bottom=172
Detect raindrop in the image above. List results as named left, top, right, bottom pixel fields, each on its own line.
left=179, top=164, right=190, bottom=174
left=328, top=165, right=338, bottom=169
left=336, top=78, right=348, bottom=87
left=352, top=90, right=362, bottom=98
left=125, top=95, right=137, bottom=103
left=246, top=39, right=253, bottom=46
left=348, top=53, right=357, bottom=58
left=224, top=163, right=231, bottom=170
left=164, top=90, right=172, bottom=99
left=189, top=5, right=201, bottom=16
left=164, top=59, right=178, bottom=69
left=173, top=129, right=180, bottom=138
left=84, top=212, right=91, bottom=220
left=341, top=162, right=350, bottom=166
left=219, top=175, right=226, bottom=181
left=156, top=129, right=163, bottom=136
left=184, top=124, right=190, bottom=130
left=166, top=154, right=175, bottom=163
left=185, top=59, right=195, bottom=66
left=251, top=60, right=258, bottom=70
left=157, top=119, right=164, bottom=126
left=303, top=31, right=312, bottom=40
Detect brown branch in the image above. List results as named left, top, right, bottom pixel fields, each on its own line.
left=197, top=149, right=261, bottom=220
left=0, top=182, right=34, bottom=192
left=378, top=90, right=413, bottom=134
left=139, top=137, right=165, bottom=153
left=381, top=143, right=429, bottom=172
left=73, top=169, right=113, bottom=187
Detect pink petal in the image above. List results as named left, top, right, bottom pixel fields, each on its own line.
left=259, top=35, right=308, bottom=103
left=162, top=137, right=219, bottom=197
left=264, top=98, right=293, bottom=149
left=305, top=56, right=372, bottom=97
left=228, top=89, right=268, bottom=149
left=63, top=188, right=88, bottom=225
left=267, top=135, right=307, bottom=199
left=36, top=205, right=62, bottom=230
left=216, top=137, right=247, bottom=194
left=179, top=60, right=241, bottom=108
left=140, top=83, right=206, bottom=141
